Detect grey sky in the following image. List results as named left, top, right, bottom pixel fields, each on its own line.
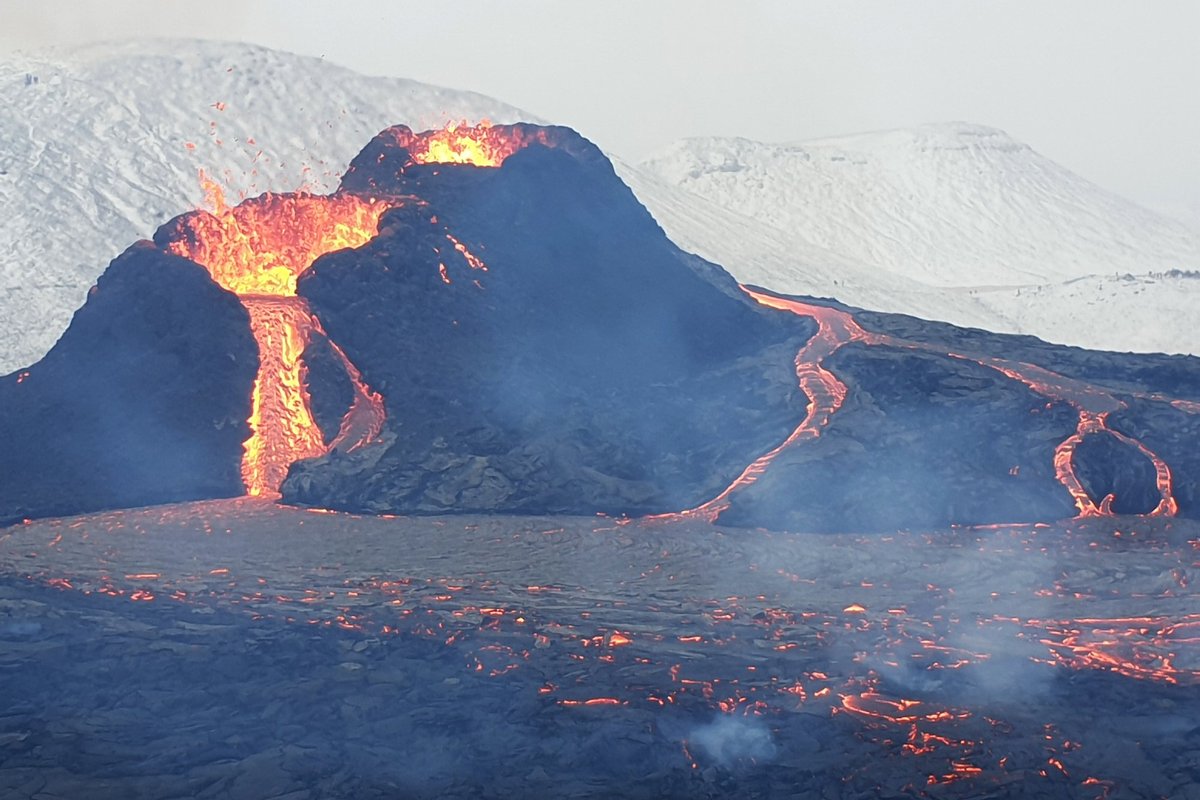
left=2, top=1, right=1198, bottom=224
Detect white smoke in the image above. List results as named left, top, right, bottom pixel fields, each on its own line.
left=687, top=713, right=777, bottom=769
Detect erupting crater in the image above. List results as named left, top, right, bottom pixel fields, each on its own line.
left=160, top=175, right=392, bottom=497
left=385, top=120, right=554, bottom=167
left=156, top=121, right=549, bottom=498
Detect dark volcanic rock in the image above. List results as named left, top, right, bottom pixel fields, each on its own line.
left=280, top=124, right=1200, bottom=530
left=302, top=330, right=356, bottom=444
left=721, top=345, right=1081, bottom=532
left=1072, top=433, right=1161, bottom=515
left=0, top=243, right=256, bottom=524
left=1111, top=400, right=1200, bottom=516
left=847, top=302, right=1200, bottom=402
left=7, top=122, right=1200, bottom=533
left=283, top=129, right=810, bottom=515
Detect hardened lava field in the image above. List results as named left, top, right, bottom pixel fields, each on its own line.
left=1, top=501, right=1198, bottom=799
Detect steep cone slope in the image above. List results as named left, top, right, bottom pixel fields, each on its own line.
left=284, top=124, right=810, bottom=515
left=0, top=39, right=533, bottom=374
left=0, top=244, right=257, bottom=524
left=280, top=123, right=1200, bottom=530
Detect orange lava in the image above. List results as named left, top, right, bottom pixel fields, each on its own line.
left=167, top=172, right=391, bottom=297
left=388, top=121, right=551, bottom=167
left=239, top=297, right=326, bottom=497
left=656, top=287, right=872, bottom=523
left=165, top=175, right=390, bottom=496
left=1020, top=613, right=1200, bottom=685
left=657, top=287, right=1182, bottom=524
left=1054, top=411, right=1115, bottom=517
left=839, top=692, right=971, bottom=725
left=962, top=358, right=1177, bottom=518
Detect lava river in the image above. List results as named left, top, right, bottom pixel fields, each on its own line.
left=665, top=287, right=1193, bottom=526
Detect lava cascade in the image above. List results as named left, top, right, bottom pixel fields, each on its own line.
left=238, top=298, right=326, bottom=496
left=165, top=176, right=391, bottom=497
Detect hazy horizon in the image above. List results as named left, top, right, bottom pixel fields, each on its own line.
left=2, top=1, right=1198, bottom=228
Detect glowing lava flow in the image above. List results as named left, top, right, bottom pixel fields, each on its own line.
left=677, top=288, right=1180, bottom=523
left=1054, top=412, right=1117, bottom=516
left=386, top=121, right=552, bottom=167
left=165, top=176, right=391, bottom=497
left=662, top=290, right=876, bottom=522
left=1011, top=614, right=1200, bottom=685
left=237, top=297, right=326, bottom=495
left=958, top=357, right=1177, bottom=517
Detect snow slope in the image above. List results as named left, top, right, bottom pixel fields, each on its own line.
left=0, top=39, right=534, bottom=373
left=625, top=124, right=1200, bottom=354
left=2, top=40, right=1198, bottom=370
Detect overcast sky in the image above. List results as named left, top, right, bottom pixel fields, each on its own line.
left=3, top=1, right=1198, bottom=225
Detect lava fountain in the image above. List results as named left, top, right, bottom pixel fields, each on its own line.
left=163, top=123, right=545, bottom=498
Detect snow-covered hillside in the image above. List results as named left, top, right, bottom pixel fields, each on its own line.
left=0, top=40, right=534, bottom=372
left=2, top=40, right=1198, bottom=370
left=624, top=124, right=1200, bottom=354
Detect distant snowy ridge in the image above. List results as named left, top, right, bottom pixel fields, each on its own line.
left=0, top=39, right=534, bottom=372
left=3, top=40, right=1198, bottom=371
left=622, top=123, right=1200, bottom=355
left=635, top=123, right=1200, bottom=287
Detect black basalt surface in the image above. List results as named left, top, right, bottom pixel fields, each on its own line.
left=5, top=123, right=1200, bottom=532
left=0, top=243, right=256, bottom=524
left=283, top=128, right=811, bottom=515
left=720, top=344, right=1082, bottom=532
left=1111, top=400, right=1200, bottom=516
left=846, top=302, right=1200, bottom=402
left=276, top=125, right=1200, bottom=530
left=1071, top=433, right=1161, bottom=515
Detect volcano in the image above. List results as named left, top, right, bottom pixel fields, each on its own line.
left=2, top=122, right=1200, bottom=531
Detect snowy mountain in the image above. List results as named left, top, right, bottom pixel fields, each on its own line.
left=623, top=124, right=1200, bottom=354
left=2, top=39, right=1198, bottom=372
left=0, top=39, right=533, bottom=373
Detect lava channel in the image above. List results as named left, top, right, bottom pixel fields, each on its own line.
left=164, top=174, right=391, bottom=497
left=671, top=288, right=1181, bottom=524
left=657, top=289, right=877, bottom=523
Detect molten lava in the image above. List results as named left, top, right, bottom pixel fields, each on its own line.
left=652, top=289, right=872, bottom=523
left=168, top=172, right=391, bottom=297
left=165, top=176, right=390, bottom=497
left=388, top=121, right=551, bottom=167
left=239, top=298, right=325, bottom=496
left=671, top=287, right=1183, bottom=524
